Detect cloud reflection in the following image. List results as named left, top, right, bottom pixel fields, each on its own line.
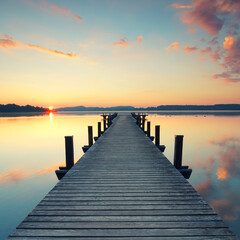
left=195, top=135, right=240, bottom=221
left=0, top=163, right=59, bottom=185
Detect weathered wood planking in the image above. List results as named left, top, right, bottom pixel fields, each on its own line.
left=8, top=114, right=238, bottom=239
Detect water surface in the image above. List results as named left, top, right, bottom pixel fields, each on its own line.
left=0, top=111, right=239, bottom=239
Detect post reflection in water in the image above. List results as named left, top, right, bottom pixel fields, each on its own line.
left=0, top=112, right=239, bottom=239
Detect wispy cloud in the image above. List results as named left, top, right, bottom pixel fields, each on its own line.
left=24, top=0, right=83, bottom=23
left=24, top=43, right=77, bottom=57
left=113, top=36, right=143, bottom=48
left=166, top=42, right=180, bottom=50
left=183, top=46, right=198, bottom=52
left=0, top=34, right=77, bottom=58
left=171, top=3, right=192, bottom=9
left=51, top=3, right=83, bottom=22
left=113, top=38, right=129, bottom=47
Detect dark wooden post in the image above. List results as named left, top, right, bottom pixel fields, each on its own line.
left=138, top=116, right=141, bottom=127
left=147, top=121, right=151, bottom=137
left=98, top=122, right=101, bottom=137
left=65, top=136, right=74, bottom=169
left=141, top=117, right=145, bottom=131
left=174, top=135, right=183, bottom=169
left=155, top=125, right=160, bottom=146
left=103, top=118, right=107, bottom=131
left=88, top=126, right=93, bottom=147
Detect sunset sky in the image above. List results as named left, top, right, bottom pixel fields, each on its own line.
left=0, top=0, right=240, bottom=107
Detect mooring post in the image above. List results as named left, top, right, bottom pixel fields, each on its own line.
left=98, top=122, right=101, bottom=137
left=136, top=115, right=139, bottom=126
left=147, top=121, right=151, bottom=137
left=174, top=135, right=183, bottom=169
left=88, top=126, right=93, bottom=147
left=155, top=125, right=160, bottom=146
left=103, top=118, right=107, bottom=131
left=138, top=115, right=141, bottom=127
left=141, top=117, right=145, bottom=131
left=65, top=136, right=74, bottom=169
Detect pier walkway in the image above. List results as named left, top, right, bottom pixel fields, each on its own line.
left=8, top=114, right=237, bottom=239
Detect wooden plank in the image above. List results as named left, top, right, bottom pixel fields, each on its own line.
left=36, top=204, right=211, bottom=210
left=8, top=228, right=235, bottom=237
left=18, top=221, right=227, bottom=229
left=7, top=237, right=239, bottom=240
left=23, top=215, right=223, bottom=221
left=29, top=209, right=215, bottom=216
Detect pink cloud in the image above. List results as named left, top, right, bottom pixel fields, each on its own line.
left=0, top=34, right=17, bottom=48
left=216, top=167, right=228, bottom=180
left=171, top=3, right=192, bottom=9
left=213, top=36, right=240, bottom=83
left=0, top=39, right=16, bottom=48
left=195, top=179, right=216, bottom=198
left=210, top=137, right=240, bottom=179
left=137, top=36, right=143, bottom=43
left=182, top=0, right=224, bottom=36
left=113, top=38, right=128, bottom=47
left=24, top=0, right=83, bottom=23
left=184, top=46, right=198, bottom=52
left=25, top=43, right=77, bottom=57
left=166, top=42, right=180, bottom=51
left=223, top=36, right=234, bottom=49
left=51, top=3, right=83, bottom=22
left=178, top=0, right=240, bottom=37
left=216, top=0, right=240, bottom=13
left=0, top=34, right=77, bottom=58
left=200, top=46, right=221, bottom=61
left=210, top=199, right=239, bottom=220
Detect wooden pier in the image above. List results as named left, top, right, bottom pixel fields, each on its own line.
left=8, top=114, right=237, bottom=239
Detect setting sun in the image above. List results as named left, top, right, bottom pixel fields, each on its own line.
left=48, top=107, right=53, bottom=111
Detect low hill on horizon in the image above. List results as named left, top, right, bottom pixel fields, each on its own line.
left=0, top=104, right=46, bottom=112
left=57, top=104, right=240, bottom=111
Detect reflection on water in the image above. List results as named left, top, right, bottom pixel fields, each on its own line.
left=0, top=111, right=239, bottom=239
left=146, top=114, right=240, bottom=237
left=0, top=112, right=102, bottom=239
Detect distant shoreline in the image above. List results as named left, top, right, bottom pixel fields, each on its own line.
left=1, top=110, right=240, bottom=117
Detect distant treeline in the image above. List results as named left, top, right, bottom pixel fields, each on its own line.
left=0, top=104, right=46, bottom=112
left=57, top=104, right=240, bottom=111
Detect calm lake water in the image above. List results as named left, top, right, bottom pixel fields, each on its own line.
left=0, top=111, right=240, bottom=239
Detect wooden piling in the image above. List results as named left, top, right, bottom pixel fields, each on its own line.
left=65, top=136, right=74, bottom=169
left=141, top=117, right=145, bottom=131
left=147, top=121, right=151, bottom=137
left=98, top=122, right=101, bottom=137
left=155, top=125, right=160, bottom=146
left=103, top=118, right=107, bottom=131
left=174, top=135, right=183, bottom=169
left=88, top=126, right=93, bottom=147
